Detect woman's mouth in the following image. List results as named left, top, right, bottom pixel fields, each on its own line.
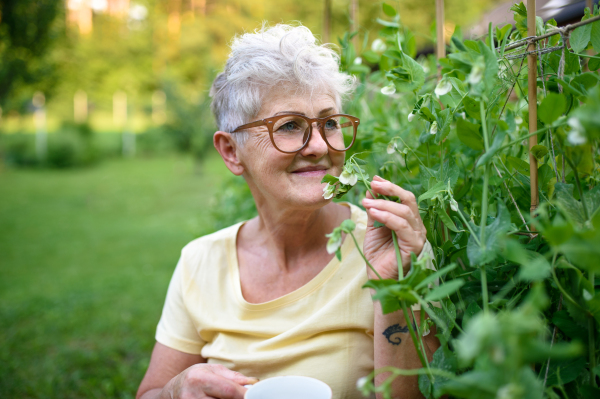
left=291, top=166, right=328, bottom=177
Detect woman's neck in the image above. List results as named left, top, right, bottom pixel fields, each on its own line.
left=239, top=200, right=350, bottom=273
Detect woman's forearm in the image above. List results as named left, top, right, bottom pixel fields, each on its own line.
left=372, top=301, right=439, bottom=399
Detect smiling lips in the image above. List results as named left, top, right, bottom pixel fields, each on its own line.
left=292, top=166, right=328, bottom=176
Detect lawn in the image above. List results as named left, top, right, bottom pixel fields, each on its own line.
left=0, top=151, right=231, bottom=398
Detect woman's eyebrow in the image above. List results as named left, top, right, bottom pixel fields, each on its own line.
left=272, top=107, right=337, bottom=117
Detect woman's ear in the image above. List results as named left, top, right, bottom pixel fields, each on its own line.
left=214, top=131, right=244, bottom=176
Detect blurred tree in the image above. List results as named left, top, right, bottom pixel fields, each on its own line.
left=0, top=0, right=64, bottom=110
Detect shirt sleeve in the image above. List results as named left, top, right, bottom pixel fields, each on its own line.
left=155, top=252, right=206, bottom=355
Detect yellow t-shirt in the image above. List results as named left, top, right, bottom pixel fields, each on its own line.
left=156, top=203, right=432, bottom=399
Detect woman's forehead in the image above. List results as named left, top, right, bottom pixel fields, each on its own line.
left=258, top=91, right=338, bottom=119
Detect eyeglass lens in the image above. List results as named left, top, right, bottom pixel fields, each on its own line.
left=270, top=115, right=354, bottom=152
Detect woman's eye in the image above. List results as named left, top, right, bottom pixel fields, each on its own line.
left=325, top=119, right=338, bottom=129
left=279, top=122, right=298, bottom=132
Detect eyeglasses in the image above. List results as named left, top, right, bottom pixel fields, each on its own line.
left=232, top=113, right=360, bottom=154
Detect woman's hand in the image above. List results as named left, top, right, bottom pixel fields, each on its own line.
left=161, top=364, right=257, bottom=399
left=361, top=176, right=427, bottom=280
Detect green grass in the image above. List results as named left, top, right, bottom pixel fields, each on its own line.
left=0, top=151, right=230, bottom=398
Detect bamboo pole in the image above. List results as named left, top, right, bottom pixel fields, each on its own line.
left=323, top=0, right=332, bottom=44
left=527, top=0, right=539, bottom=216
left=436, top=0, right=446, bottom=61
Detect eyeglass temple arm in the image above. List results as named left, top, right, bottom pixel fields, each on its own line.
left=232, top=120, right=266, bottom=132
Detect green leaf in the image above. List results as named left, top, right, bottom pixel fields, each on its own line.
left=418, top=180, right=447, bottom=204
left=467, top=202, right=512, bottom=266
left=500, top=239, right=551, bottom=281
left=415, top=264, right=457, bottom=290
left=321, top=174, right=339, bottom=184
left=589, top=53, right=600, bottom=71
left=591, top=20, right=600, bottom=52
left=382, top=3, right=396, bottom=17
left=425, top=279, right=465, bottom=302
left=570, top=10, right=592, bottom=54
left=581, top=386, right=600, bottom=399
left=475, top=130, right=506, bottom=167
left=418, top=345, right=457, bottom=398
left=506, top=155, right=530, bottom=175
left=551, top=310, right=588, bottom=342
left=462, top=301, right=482, bottom=328
left=554, top=183, right=586, bottom=225
left=361, top=50, right=380, bottom=63
left=456, top=119, right=484, bottom=150
left=437, top=205, right=460, bottom=232
left=530, top=144, right=549, bottom=160
left=435, top=108, right=453, bottom=144
left=538, top=92, right=566, bottom=124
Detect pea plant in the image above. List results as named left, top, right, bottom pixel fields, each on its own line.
left=325, top=3, right=600, bottom=398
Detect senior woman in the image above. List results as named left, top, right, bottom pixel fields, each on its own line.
left=137, top=24, right=438, bottom=399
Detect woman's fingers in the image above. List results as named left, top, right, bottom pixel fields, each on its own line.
left=198, top=374, right=247, bottom=399
left=368, top=208, right=425, bottom=251
left=362, top=199, right=419, bottom=232
left=371, top=176, right=420, bottom=218
left=211, top=364, right=259, bottom=386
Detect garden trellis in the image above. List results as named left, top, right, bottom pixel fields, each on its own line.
left=328, top=1, right=600, bottom=398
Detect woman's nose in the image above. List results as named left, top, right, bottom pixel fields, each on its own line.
left=299, top=122, right=329, bottom=157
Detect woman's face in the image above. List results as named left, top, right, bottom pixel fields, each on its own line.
left=237, top=91, right=345, bottom=210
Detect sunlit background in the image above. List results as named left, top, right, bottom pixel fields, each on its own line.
left=1, top=0, right=588, bottom=397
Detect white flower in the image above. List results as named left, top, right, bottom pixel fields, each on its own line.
left=326, top=231, right=342, bottom=254
left=514, top=115, right=523, bottom=125
left=430, top=121, right=438, bottom=135
left=356, top=376, right=369, bottom=390
left=353, top=57, right=362, bottom=65
left=386, top=141, right=397, bottom=154
left=381, top=83, right=396, bottom=96
left=567, top=117, right=587, bottom=145
left=323, top=183, right=335, bottom=199
left=450, top=198, right=459, bottom=212
left=434, top=79, right=452, bottom=97
left=407, top=112, right=415, bottom=122
left=339, top=170, right=358, bottom=186
left=468, top=62, right=484, bottom=85
left=371, top=38, right=386, bottom=53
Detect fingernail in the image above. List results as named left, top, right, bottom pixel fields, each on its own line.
left=246, top=377, right=259, bottom=384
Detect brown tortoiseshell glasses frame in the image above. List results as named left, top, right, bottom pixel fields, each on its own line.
left=231, top=113, right=360, bottom=154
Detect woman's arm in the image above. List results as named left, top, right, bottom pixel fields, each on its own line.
left=373, top=305, right=439, bottom=399
left=136, top=342, right=256, bottom=399
left=362, top=175, right=440, bottom=398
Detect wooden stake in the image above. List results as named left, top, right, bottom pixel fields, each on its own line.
left=323, top=0, right=332, bottom=44
left=436, top=0, right=446, bottom=60
left=527, top=0, right=539, bottom=216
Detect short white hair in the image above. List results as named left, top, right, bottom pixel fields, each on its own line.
left=210, top=23, right=356, bottom=144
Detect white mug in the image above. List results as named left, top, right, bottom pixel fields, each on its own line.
left=244, top=375, right=332, bottom=399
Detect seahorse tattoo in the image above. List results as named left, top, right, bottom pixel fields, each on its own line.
left=382, top=323, right=409, bottom=345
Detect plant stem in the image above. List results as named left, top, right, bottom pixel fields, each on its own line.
left=409, top=307, right=431, bottom=373
left=564, top=155, right=591, bottom=222
left=481, top=265, right=489, bottom=313
left=350, top=232, right=382, bottom=280
left=400, top=300, right=429, bottom=370
left=456, top=208, right=481, bottom=246
left=479, top=100, right=491, bottom=314
left=590, top=270, right=597, bottom=387
left=392, top=230, right=404, bottom=279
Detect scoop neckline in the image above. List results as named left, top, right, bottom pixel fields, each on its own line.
left=227, top=202, right=358, bottom=311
